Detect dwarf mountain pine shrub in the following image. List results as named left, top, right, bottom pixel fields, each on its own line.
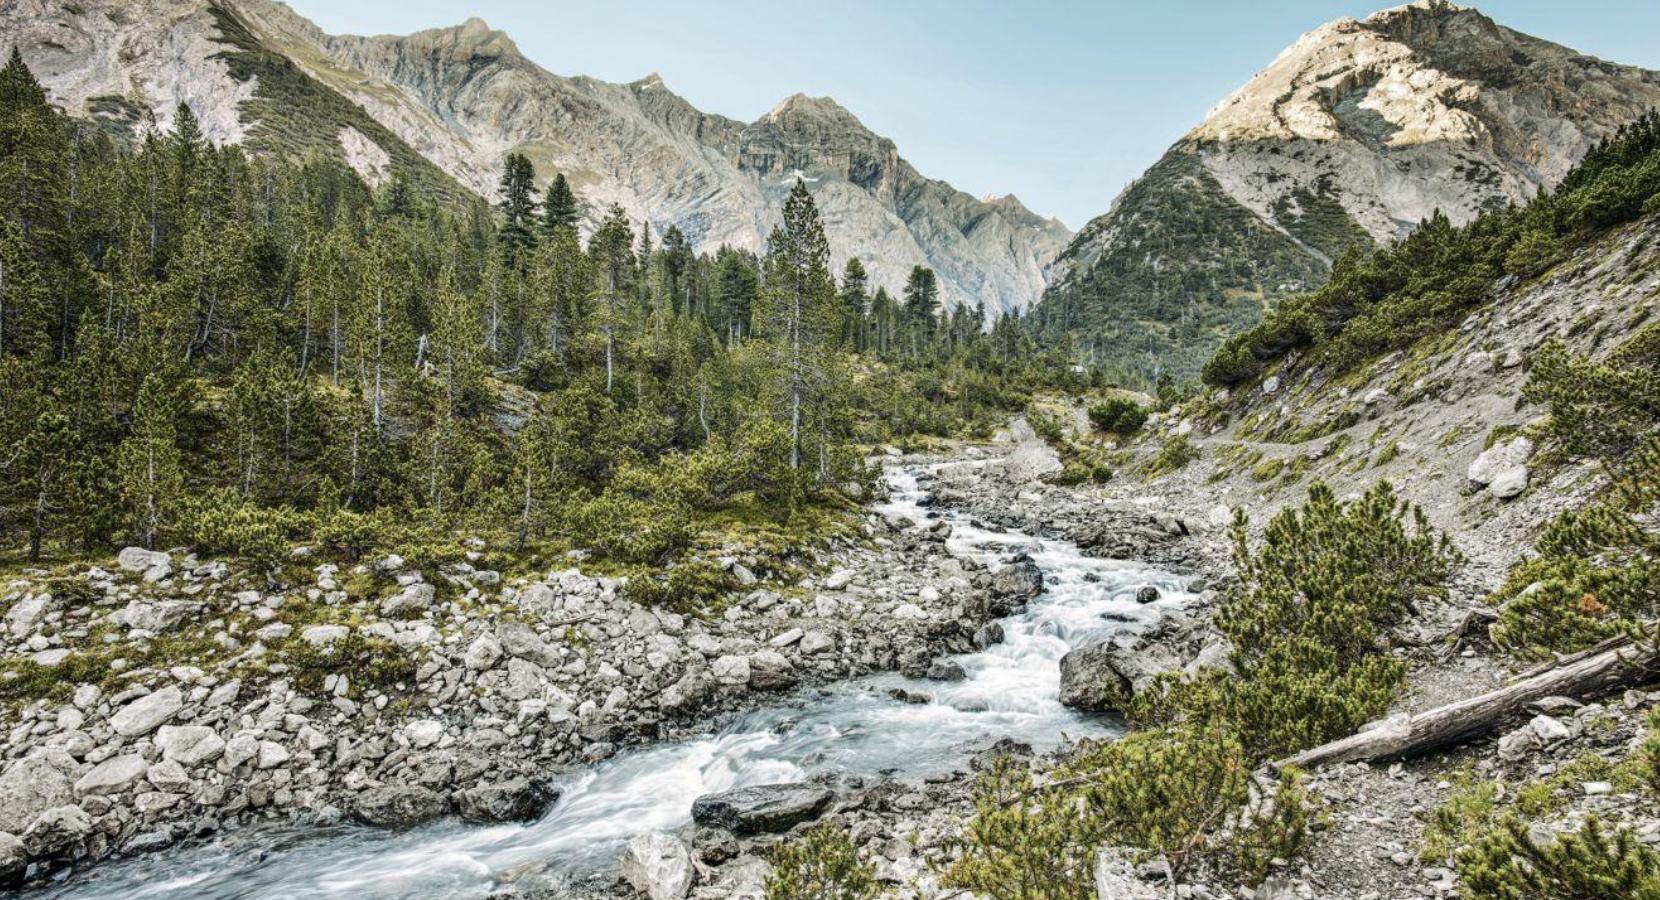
left=1492, top=439, right=1660, bottom=656
left=1457, top=816, right=1660, bottom=900
left=764, top=824, right=879, bottom=900
left=1088, top=396, right=1148, bottom=436
left=1132, top=482, right=1457, bottom=760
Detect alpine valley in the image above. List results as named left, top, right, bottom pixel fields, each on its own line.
left=2, top=3, right=1660, bottom=900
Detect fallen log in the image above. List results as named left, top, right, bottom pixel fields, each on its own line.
left=1273, top=636, right=1660, bottom=772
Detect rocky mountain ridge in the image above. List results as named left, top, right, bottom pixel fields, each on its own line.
left=1035, top=0, right=1660, bottom=385
left=0, top=0, right=1070, bottom=314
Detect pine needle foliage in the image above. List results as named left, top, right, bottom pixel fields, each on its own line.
left=764, top=825, right=879, bottom=900
left=1457, top=816, right=1660, bottom=900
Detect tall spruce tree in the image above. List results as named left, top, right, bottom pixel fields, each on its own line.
left=541, top=172, right=579, bottom=233
left=497, top=152, right=538, bottom=262
left=759, top=180, right=837, bottom=472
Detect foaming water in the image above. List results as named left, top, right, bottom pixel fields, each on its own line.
left=36, top=459, right=1189, bottom=900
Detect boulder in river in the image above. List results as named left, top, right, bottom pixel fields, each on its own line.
left=690, top=783, right=833, bottom=834
left=455, top=778, right=558, bottom=823
left=990, top=556, right=1044, bottom=601
left=1058, top=639, right=1185, bottom=711
left=622, top=831, right=693, bottom=900
left=354, top=785, right=449, bottom=828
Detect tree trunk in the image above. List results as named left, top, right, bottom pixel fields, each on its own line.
left=1274, top=637, right=1660, bottom=772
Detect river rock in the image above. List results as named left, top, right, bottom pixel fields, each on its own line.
left=690, top=783, right=833, bottom=834
left=0, top=831, right=25, bottom=884
left=990, top=557, right=1044, bottom=600
left=155, top=725, right=226, bottom=766
left=22, top=805, right=90, bottom=857
left=622, top=831, right=693, bottom=900
left=109, top=688, right=183, bottom=737
left=925, top=659, right=968, bottom=681
left=455, top=778, right=558, bottom=823
left=712, top=655, right=751, bottom=686
left=0, top=750, right=79, bottom=834
left=354, top=785, right=449, bottom=828
left=498, top=621, right=559, bottom=667
left=746, top=650, right=797, bottom=690
left=75, top=754, right=147, bottom=796
left=464, top=633, right=503, bottom=671
left=1058, top=640, right=1184, bottom=711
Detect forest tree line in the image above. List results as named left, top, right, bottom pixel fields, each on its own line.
left=0, top=50, right=1076, bottom=569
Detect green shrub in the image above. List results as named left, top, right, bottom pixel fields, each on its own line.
left=0, top=651, right=116, bottom=702
left=1134, top=482, right=1456, bottom=760
left=941, top=728, right=1306, bottom=898
left=1088, top=397, right=1148, bottom=436
left=1526, top=329, right=1660, bottom=463
left=1491, top=440, right=1660, bottom=656
left=620, top=558, right=735, bottom=611
left=285, top=632, right=417, bottom=697
left=1145, top=434, right=1198, bottom=478
left=764, top=825, right=879, bottom=900
left=1457, top=816, right=1660, bottom=900
left=1421, top=767, right=1501, bottom=862
left=175, top=489, right=312, bottom=568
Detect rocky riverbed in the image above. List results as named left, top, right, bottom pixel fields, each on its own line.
left=0, top=455, right=1059, bottom=888
left=0, top=447, right=1221, bottom=899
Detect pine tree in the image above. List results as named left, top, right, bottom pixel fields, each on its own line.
left=759, top=180, right=838, bottom=473
left=497, top=152, right=538, bottom=262
left=838, top=257, right=868, bottom=350
left=541, top=172, right=579, bottom=233
left=118, top=374, right=185, bottom=550
left=588, top=204, right=635, bottom=392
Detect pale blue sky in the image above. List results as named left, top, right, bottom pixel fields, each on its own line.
left=283, top=0, right=1660, bottom=230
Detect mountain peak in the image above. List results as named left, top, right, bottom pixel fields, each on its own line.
left=765, top=93, right=852, bottom=120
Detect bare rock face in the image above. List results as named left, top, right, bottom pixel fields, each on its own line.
left=5, top=0, right=1069, bottom=317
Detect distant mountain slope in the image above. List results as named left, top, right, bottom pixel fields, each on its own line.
left=1034, top=0, right=1660, bottom=386
left=1, top=0, right=1070, bottom=313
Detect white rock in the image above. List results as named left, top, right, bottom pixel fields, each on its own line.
left=300, top=624, right=350, bottom=646
left=75, top=754, right=148, bottom=795
left=255, top=741, right=291, bottom=770
left=465, top=634, right=504, bottom=671
left=1489, top=466, right=1529, bottom=499
left=800, top=631, right=835, bottom=655
left=823, top=569, right=855, bottom=590
left=712, top=655, right=751, bottom=685
left=404, top=720, right=445, bottom=749
left=621, top=831, right=693, bottom=900
left=146, top=759, right=191, bottom=792
left=1529, top=714, right=1571, bottom=744
left=109, top=688, right=183, bottom=737
left=156, top=725, right=226, bottom=766
left=1468, top=437, right=1533, bottom=486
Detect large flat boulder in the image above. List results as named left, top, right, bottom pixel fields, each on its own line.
left=690, top=783, right=833, bottom=835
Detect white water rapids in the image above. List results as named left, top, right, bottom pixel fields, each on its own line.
left=35, top=460, right=1192, bottom=899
